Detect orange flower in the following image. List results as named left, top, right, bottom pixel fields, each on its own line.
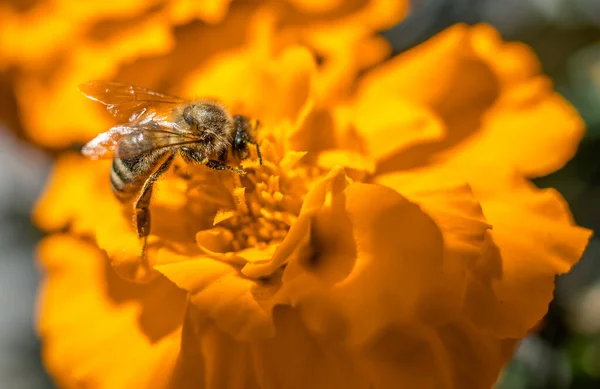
left=28, top=5, right=590, bottom=389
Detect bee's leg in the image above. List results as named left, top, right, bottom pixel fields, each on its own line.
left=205, top=159, right=245, bottom=175
left=218, top=148, right=228, bottom=162
left=251, top=141, right=262, bottom=165
left=181, top=147, right=244, bottom=175
left=233, top=115, right=262, bottom=165
left=250, top=120, right=263, bottom=165
left=133, top=153, right=175, bottom=258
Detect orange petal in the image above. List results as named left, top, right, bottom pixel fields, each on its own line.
left=166, top=0, right=233, bottom=25
left=464, top=175, right=592, bottom=337
left=353, top=96, right=445, bottom=161
left=169, top=294, right=518, bottom=389
left=280, top=182, right=448, bottom=345
left=357, top=24, right=498, bottom=120
left=37, top=234, right=185, bottom=389
left=357, top=23, right=583, bottom=177
left=155, top=253, right=280, bottom=342
left=438, top=89, right=585, bottom=177
left=377, top=167, right=593, bottom=337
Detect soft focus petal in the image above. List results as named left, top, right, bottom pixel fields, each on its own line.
left=33, top=153, right=114, bottom=234
left=463, top=173, right=592, bottom=337
left=183, top=44, right=316, bottom=127
left=37, top=234, right=185, bottom=389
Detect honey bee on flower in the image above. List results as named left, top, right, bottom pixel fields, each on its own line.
left=79, top=81, right=263, bottom=257
left=13, top=0, right=591, bottom=386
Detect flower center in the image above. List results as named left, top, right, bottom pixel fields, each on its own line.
left=180, top=142, right=315, bottom=254
left=221, top=168, right=305, bottom=252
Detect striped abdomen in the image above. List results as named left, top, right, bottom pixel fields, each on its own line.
left=110, top=150, right=168, bottom=202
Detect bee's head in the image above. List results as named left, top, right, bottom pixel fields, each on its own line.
left=182, top=102, right=234, bottom=156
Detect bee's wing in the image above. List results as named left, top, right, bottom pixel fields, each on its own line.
left=82, top=120, right=200, bottom=160
left=79, top=81, right=185, bottom=122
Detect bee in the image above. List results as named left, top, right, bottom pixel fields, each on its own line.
left=79, top=81, right=262, bottom=257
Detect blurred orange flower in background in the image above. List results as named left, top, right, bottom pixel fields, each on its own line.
left=0, top=0, right=593, bottom=388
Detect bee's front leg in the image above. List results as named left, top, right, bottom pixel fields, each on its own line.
left=218, top=148, right=228, bottom=162
left=180, top=147, right=244, bottom=175
left=205, top=159, right=245, bottom=175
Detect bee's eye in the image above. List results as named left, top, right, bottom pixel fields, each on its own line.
left=183, top=106, right=195, bottom=125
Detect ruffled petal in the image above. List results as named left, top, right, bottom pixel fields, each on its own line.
left=464, top=174, right=592, bottom=337
left=279, top=178, right=449, bottom=346
left=376, top=167, right=593, bottom=337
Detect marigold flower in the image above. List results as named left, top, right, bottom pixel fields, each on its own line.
left=28, top=6, right=591, bottom=389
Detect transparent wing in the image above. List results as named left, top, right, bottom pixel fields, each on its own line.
left=82, top=120, right=200, bottom=160
left=79, top=80, right=185, bottom=122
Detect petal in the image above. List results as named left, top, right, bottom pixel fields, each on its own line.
left=377, top=166, right=593, bottom=337
left=352, top=96, right=445, bottom=161
left=355, top=25, right=499, bottom=170
left=357, top=24, right=497, bottom=117
left=37, top=234, right=186, bottom=389
left=281, top=181, right=449, bottom=346
left=464, top=175, right=592, bottom=337
left=286, top=0, right=345, bottom=13
left=170, top=293, right=516, bottom=389
left=155, top=252, right=279, bottom=342
left=242, top=165, right=351, bottom=279
left=171, top=305, right=369, bottom=389
left=438, top=89, right=585, bottom=178
left=356, top=23, right=584, bottom=177
left=166, top=0, right=233, bottom=25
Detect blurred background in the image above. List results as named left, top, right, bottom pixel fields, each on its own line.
left=1, top=0, right=600, bottom=388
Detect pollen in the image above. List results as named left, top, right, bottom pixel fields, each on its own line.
left=221, top=163, right=305, bottom=252
left=183, top=139, right=313, bottom=258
